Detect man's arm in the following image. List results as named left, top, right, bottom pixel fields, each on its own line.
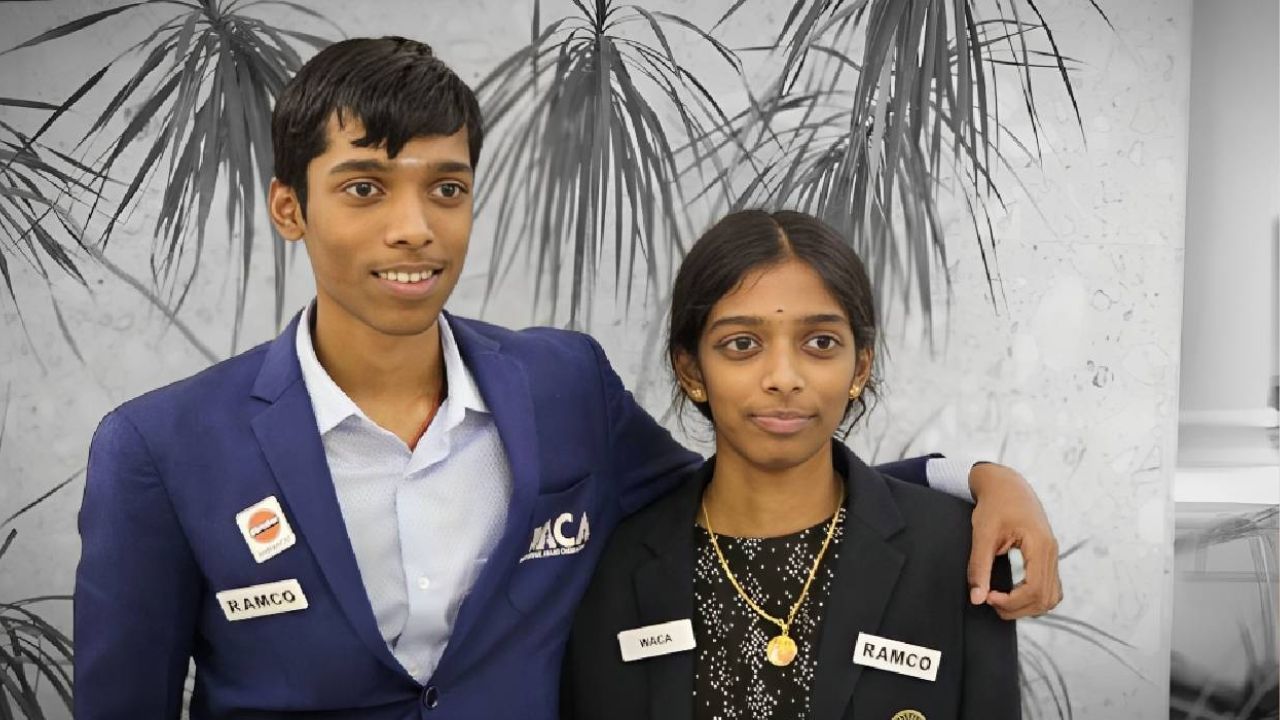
left=74, top=410, right=200, bottom=719
left=583, top=336, right=702, bottom=515
left=966, top=463, right=1062, bottom=620
left=877, top=453, right=1063, bottom=620
left=870, top=454, right=941, bottom=486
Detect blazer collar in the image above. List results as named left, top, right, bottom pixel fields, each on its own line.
left=248, top=312, right=411, bottom=682
left=250, top=311, right=305, bottom=403
left=632, top=461, right=707, bottom=720
left=810, top=443, right=907, bottom=720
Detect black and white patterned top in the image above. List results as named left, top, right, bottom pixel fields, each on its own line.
left=692, top=507, right=847, bottom=720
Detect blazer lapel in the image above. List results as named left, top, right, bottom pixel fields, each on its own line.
left=809, top=446, right=907, bottom=720
left=633, top=465, right=706, bottom=720
left=431, top=315, right=542, bottom=677
left=249, top=314, right=407, bottom=679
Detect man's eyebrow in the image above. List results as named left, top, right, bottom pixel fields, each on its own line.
left=329, top=159, right=389, bottom=175
left=433, top=160, right=474, bottom=175
left=327, top=159, right=474, bottom=175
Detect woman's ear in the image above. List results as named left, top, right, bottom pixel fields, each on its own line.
left=674, top=349, right=707, bottom=401
left=268, top=178, right=306, bottom=242
left=853, top=347, right=874, bottom=392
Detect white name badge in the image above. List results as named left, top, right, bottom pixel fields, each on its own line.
left=853, top=632, right=942, bottom=682
left=216, top=579, right=309, bottom=622
left=236, top=495, right=297, bottom=564
left=617, top=619, right=697, bottom=662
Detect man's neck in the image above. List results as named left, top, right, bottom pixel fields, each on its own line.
left=310, top=298, right=446, bottom=446
left=701, top=442, right=842, bottom=538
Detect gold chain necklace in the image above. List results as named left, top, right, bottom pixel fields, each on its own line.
left=700, top=484, right=845, bottom=668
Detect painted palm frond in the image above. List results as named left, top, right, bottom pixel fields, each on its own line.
left=1, top=0, right=336, bottom=349
left=0, top=383, right=77, bottom=718
left=476, top=0, right=742, bottom=327
left=714, top=0, right=1106, bottom=327
left=0, top=536, right=74, bottom=719
left=0, top=99, right=97, bottom=301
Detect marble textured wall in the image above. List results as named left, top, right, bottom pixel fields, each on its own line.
left=0, top=0, right=1190, bottom=717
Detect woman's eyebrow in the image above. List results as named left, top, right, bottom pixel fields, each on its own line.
left=802, top=313, right=847, bottom=325
left=707, top=315, right=763, bottom=332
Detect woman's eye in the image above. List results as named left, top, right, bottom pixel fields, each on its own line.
left=344, top=182, right=380, bottom=199
left=725, top=337, right=759, bottom=352
left=806, top=335, right=840, bottom=351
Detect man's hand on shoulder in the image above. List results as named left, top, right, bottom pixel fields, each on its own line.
left=966, top=463, right=1063, bottom=620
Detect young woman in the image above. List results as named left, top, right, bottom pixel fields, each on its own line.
left=561, top=210, right=1020, bottom=720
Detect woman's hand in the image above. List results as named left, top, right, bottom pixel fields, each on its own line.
left=966, top=463, right=1063, bottom=620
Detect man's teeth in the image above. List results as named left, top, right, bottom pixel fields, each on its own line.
left=377, top=270, right=438, bottom=283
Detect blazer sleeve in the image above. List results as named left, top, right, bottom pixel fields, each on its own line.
left=871, top=454, right=943, bottom=487
left=583, top=335, right=702, bottom=515
left=961, top=554, right=1021, bottom=718
left=74, top=410, right=201, bottom=719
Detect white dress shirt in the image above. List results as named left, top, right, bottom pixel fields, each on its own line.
left=296, top=305, right=512, bottom=683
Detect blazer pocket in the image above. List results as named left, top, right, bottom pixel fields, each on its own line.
left=507, top=474, right=598, bottom=613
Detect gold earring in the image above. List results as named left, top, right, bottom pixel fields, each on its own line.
left=849, top=385, right=861, bottom=400
left=688, top=387, right=706, bottom=402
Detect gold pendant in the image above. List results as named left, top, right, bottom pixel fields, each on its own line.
left=766, top=634, right=797, bottom=667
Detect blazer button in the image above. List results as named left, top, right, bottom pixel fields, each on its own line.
left=422, top=685, right=440, bottom=710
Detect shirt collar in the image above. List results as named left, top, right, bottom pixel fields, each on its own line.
left=295, top=302, right=488, bottom=436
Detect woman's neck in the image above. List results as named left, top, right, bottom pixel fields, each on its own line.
left=701, top=442, right=842, bottom=538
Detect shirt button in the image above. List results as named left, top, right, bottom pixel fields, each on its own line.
left=417, top=576, right=431, bottom=590
left=422, top=685, right=440, bottom=709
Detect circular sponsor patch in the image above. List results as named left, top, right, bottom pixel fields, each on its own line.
left=247, top=509, right=281, bottom=543
left=891, top=711, right=926, bottom=720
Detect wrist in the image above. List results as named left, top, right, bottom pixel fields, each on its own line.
left=968, top=462, right=1029, bottom=499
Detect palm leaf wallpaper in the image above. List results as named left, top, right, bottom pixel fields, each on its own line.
left=0, top=0, right=1197, bottom=717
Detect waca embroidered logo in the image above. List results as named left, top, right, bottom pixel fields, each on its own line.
left=520, top=511, right=590, bottom=562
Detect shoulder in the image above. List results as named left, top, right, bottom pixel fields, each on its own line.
left=107, top=339, right=272, bottom=433
left=449, top=314, right=603, bottom=361
left=873, top=469, right=976, bottom=558
left=611, top=471, right=699, bottom=548
left=448, top=315, right=618, bottom=395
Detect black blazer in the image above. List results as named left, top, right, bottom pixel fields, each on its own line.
left=561, top=444, right=1020, bottom=720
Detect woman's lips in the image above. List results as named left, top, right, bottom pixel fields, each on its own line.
left=749, top=413, right=815, bottom=435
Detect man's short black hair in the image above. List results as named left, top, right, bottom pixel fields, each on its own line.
left=271, top=36, right=484, bottom=212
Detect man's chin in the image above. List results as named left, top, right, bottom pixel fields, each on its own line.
left=366, top=306, right=445, bottom=338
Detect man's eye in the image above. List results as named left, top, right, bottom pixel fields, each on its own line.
left=435, top=182, right=466, bottom=199
left=345, top=182, right=380, bottom=199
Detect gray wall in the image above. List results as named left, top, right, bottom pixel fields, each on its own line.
left=0, top=1, right=1192, bottom=717
left=1180, top=0, right=1280, bottom=418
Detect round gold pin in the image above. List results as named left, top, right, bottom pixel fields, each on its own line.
left=891, top=711, right=926, bottom=720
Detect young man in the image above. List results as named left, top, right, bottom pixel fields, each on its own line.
left=74, top=37, right=1061, bottom=719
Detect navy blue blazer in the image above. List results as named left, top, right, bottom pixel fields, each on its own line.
left=74, top=312, right=933, bottom=719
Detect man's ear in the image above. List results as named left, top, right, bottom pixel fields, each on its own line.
left=268, top=178, right=306, bottom=242
left=674, top=349, right=707, bottom=400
